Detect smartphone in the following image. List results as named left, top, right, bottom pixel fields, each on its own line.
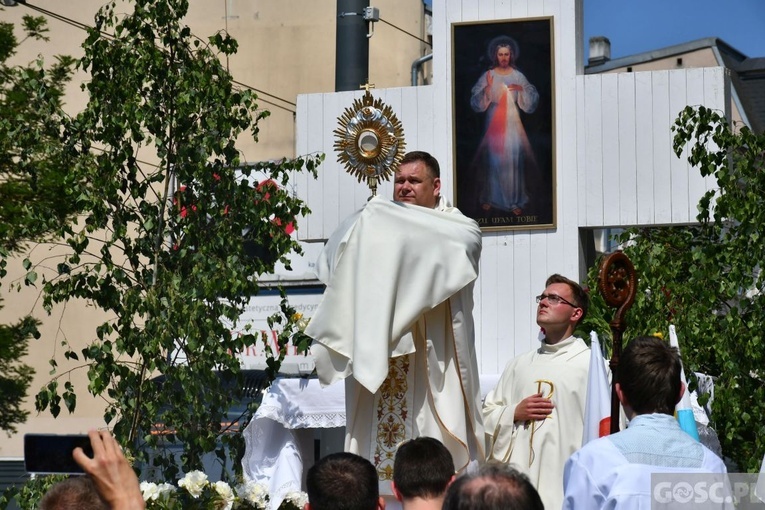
left=23, top=433, right=93, bottom=474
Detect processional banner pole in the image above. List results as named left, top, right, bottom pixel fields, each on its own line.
left=597, top=251, right=637, bottom=434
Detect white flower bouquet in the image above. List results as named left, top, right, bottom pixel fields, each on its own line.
left=139, top=471, right=307, bottom=510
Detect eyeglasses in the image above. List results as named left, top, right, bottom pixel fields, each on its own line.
left=535, top=293, right=579, bottom=308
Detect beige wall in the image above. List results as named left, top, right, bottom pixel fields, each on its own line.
left=5, top=0, right=428, bottom=160
left=1, top=0, right=428, bottom=457
left=185, top=0, right=429, bottom=160
left=0, top=245, right=111, bottom=456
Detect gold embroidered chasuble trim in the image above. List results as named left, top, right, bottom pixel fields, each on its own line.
left=372, top=355, right=412, bottom=481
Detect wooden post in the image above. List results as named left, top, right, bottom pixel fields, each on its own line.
left=597, top=251, right=637, bottom=434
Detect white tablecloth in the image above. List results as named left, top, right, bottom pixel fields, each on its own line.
left=242, top=377, right=344, bottom=510
left=254, top=377, right=345, bottom=429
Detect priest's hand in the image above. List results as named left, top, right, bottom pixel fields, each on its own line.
left=514, top=392, right=554, bottom=422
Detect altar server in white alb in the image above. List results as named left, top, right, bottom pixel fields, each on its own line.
left=563, top=335, right=728, bottom=510
left=305, top=151, right=485, bottom=494
left=482, top=274, right=590, bottom=510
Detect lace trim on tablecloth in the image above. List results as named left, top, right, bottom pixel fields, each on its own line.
left=255, top=404, right=346, bottom=429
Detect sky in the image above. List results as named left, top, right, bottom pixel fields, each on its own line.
left=584, top=0, right=765, bottom=60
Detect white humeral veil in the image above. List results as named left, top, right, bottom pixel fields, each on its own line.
left=305, top=196, right=485, bottom=491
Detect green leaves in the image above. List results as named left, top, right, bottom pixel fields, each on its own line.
left=5, top=0, right=323, bottom=483
left=0, top=302, right=37, bottom=434
left=1, top=17, right=82, bottom=253
left=21, top=15, right=51, bottom=42
left=36, top=381, right=61, bottom=418
left=0, top=474, right=67, bottom=510
left=23, top=271, right=37, bottom=286
left=582, top=107, right=765, bottom=472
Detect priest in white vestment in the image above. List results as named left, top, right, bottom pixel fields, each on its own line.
left=305, top=152, right=485, bottom=494
left=483, top=274, right=590, bottom=510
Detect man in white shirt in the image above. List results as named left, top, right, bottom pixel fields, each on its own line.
left=562, top=335, right=727, bottom=509
left=483, top=274, right=590, bottom=510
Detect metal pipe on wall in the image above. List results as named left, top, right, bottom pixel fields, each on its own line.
left=411, top=53, right=433, bottom=86
left=336, top=0, right=370, bottom=92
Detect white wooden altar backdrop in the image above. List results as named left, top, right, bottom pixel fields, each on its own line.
left=291, top=0, right=729, bottom=375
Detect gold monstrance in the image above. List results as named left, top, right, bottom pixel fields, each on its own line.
left=334, top=84, right=406, bottom=198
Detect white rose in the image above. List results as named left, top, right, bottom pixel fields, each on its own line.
left=140, top=481, right=159, bottom=501
left=140, top=481, right=176, bottom=501
left=284, top=491, right=308, bottom=508
left=296, top=317, right=310, bottom=332
left=178, top=470, right=209, bottom=498
left=157, top=483, right=176, bottom=496
left=213, top=481, right=235, bottom=510
left=236, top=481, right=269, bottom=508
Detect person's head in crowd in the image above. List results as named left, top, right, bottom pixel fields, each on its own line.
left=617, top=335, right=683, bottom=418
left=393, top=151, right=442, bottom=208
left=391, top=437, right=455, bottom=508
left=305, top=452, right=384, bottom=510
left=39, top=476, right=108, bottom=510
left=442, top=462, right=544, bottom=510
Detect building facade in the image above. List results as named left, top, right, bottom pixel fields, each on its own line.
left=0, top=0, right=430, bottom=458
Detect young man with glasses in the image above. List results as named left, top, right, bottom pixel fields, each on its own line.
left=482, top=274, right=590, bottom=510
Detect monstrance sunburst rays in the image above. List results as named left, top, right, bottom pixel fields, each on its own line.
left=333, top=87, right=405, bottom=197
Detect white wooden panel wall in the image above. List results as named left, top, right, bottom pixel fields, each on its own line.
left=294, top=1, right=729, bottom=375
left=433, top=0, right=584, bottom=373
left=576, top=67, right=728, bottom=228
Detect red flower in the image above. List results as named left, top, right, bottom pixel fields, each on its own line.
left=256, top=180, right=295, bottom=235
left=273, top=217, right=295, bottom=235
left=179, top=204, right=197, bottom=218
left=256, top=179, right=278, bottom=202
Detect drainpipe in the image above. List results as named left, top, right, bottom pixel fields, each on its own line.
left=336, top=0, right=370, bottom=92
left=411, top=53, right=433, bottom=86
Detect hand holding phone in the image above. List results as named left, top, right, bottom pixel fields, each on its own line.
left=25, top=431, right=145, bottom=510
left=73, top=430, right=145, bottom=510
left=24, top=433, right=93, bottom=474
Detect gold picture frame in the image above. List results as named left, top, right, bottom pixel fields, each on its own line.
left=452, top=17, right=556, bottom=231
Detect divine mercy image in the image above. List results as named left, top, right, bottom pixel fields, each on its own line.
left=452, top=18, right=555, bottom=230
